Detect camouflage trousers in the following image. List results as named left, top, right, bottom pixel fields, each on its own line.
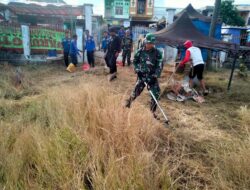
left=122, top=50, right=131, bottom=66
left=130, top=78, right=160, bottom=112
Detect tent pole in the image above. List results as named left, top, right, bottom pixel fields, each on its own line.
left=227, top=53, right=237, bottom=91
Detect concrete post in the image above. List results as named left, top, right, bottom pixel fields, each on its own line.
left=84, top=4, right=93, bottom=35
left=21, top=25, right=30, bottom=59
left=76, top=27, right=83, bottom=63
left=165, top=9, right=177, bottom=64
left=166, top=8, right=176, bottom=26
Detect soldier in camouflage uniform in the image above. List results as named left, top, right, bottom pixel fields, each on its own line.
left=122, top=30, right=133, bottom=66
left=125, top=33, right=163, bottom=117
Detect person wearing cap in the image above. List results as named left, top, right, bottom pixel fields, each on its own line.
left=179, top=40, right=208, bottom=95
left=105, top=27, right=121, bottom=81
left=61, top=32, right=71, bottom=67
left=121, top=30, right=133, bottom=66
left=85, top=30, right=96, bottom=67
left=125, top=33, right=163, bottom=118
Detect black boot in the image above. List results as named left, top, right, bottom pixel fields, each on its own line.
left=124, top=97, right=132, bottom=108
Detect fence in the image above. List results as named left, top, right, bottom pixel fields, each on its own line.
left=221, top=47, right=250, bottom=69
left=0, top=23, right=23, bottom=53
left=0, top=23, right=68, bottom=55
left=132, top=26, right=156, bottom=42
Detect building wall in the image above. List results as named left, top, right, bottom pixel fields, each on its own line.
left=105, top=0, right=130, bottom=19
left=222, top=27, right=247, bottom=45
left=192, top=20, right=222, bottom=40
left=130, top=0, right=154, bottom=18
left=153, top=7, right=166, bottom=21
left=236, top=5, right=250, bottom=26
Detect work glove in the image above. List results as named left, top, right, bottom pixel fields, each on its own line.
left=179, top=63, right=185, bottom=69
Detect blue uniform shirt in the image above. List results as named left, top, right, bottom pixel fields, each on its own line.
left=69, top=39, right=80, bottom=56
left=85, top=35, right=96, bottom=52
left=102, top=36, right=110, bottom=50
left=118, top=29, right=125, bottom=39
left=61, top=37, right=70, bottom=53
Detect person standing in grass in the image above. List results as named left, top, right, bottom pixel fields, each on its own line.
left=101, top=31, right=110, bottom=53
left=121, top=30, right=133, bottom=66
left=125, top=33, right=163, bottom=118
left=179, top=40, right=208, bottom=95
left=85, top=30, right=96, bottom=68
left=101, top=31, right=110, bottom=68
left=118, top=26, right=125, bottom=40
left=61, top=32, right=71, bottom=67
left=105, top=27, right=121, bottom=81
left=69, top=34, right=81, bottom=66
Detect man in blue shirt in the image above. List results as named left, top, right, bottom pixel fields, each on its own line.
left=85, top=30, right=96, bottom=67
left=118, top=26, right=125, bottom=40
left=61, top=32, right=71, bottom=67
left=101, top=31, right=110, bottom=68
left=101, top=31, right=109, bottom=53
left=69, top=34, right=81, bottom=66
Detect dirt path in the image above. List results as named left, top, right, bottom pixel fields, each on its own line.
left=32, top=64, right=247, bottom=135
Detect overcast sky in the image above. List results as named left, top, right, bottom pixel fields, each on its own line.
left=2, top=0, right=249, bottom=15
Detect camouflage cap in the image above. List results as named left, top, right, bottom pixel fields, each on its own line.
left=145, top=33, right=156, bottom=44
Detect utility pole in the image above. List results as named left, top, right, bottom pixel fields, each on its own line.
left=70, top=5, right=73, bottom=35
left=208, top=0, right=221, bottom=70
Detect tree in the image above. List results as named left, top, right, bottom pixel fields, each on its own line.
left=220, top=0, right=245, bottom=26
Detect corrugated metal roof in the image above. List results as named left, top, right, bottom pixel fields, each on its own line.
left=8, top=2, right=83, bottom=17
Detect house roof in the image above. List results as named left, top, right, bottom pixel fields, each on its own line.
left=154, top=11, right=238, bottom=52
left=174, top=4, right=211, bottom=22
left=0, top=3, right=8, bottom=11
left=27, top=0, right=66, bottom=4
left=8, top=2, right=83, bottom=17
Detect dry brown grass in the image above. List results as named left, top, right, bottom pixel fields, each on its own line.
left=0, top=63, right=250, bottom=190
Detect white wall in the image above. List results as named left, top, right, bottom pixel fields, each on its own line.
left=84, top=4, right=93, bottom=35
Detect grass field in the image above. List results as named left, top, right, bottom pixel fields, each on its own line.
left=0, top=62, right=249, bottom=190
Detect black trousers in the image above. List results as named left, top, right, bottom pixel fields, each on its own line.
left=70, top=54, right=78, bottom=66
left=105, top=53, right=117, bottom=74
left=64, top=52, right=69, bottom=67
left=87, top=51, right=95, bottom=67
left=122, top=50, right=131, bottom=66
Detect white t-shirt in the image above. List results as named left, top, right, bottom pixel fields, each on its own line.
left=188, top=46, right=204, bottom=67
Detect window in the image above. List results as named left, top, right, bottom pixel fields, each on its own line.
left=137, top=0, right=146, bottom=15
left=115, top=6, right=123, bottom=15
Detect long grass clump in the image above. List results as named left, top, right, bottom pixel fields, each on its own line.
left=0, top=81, right=174, bottom=190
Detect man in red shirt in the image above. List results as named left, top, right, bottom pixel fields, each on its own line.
left=179, top=40, right=208, bottom=95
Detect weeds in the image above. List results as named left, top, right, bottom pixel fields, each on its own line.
left=0, top=64, right=249, bottom=189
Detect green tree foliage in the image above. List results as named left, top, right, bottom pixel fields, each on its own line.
left=220, top=0, right=245, bottom=26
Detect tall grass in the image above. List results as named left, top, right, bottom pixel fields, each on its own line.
left=208, top=106, right=250, bottom=190
left=0, top=81, right=174, bottom=189
left=1, top=64, right=250, bottom=189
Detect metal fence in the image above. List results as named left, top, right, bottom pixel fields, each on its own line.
left=222, top=47, right=250, bottom=69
